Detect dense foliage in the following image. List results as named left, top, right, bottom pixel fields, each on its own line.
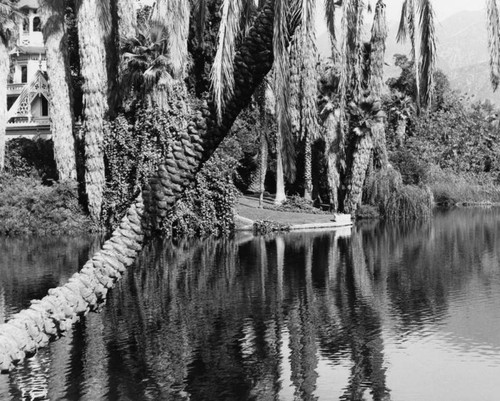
left=0, top=174, right=98, bottom=235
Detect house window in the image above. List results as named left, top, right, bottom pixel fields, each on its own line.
left=22, top=18, right=29, bottom=33
left=21, top=66, right=28, bottom=83
left=7, top=96, right=17, bottom=111
left=33, top=17, right=41, bottom=32
left=41, top=96, right=49, bottom=116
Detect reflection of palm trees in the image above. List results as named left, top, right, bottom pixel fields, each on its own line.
left=336, top=233, right=391, bottom=401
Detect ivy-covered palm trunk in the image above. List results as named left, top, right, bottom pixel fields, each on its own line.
left=77, top=0, right=110, bottom=220
left=143, top=0, right=280, bottom=232
left=41, top=0, right=77, bottom=181
left=0, top=41, right=7, bottom=171
left=344, top=132, right=374, bottom=213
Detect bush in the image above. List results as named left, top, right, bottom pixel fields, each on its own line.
left=268, top=195, right=327, bottom=214
left=384, top=185, right=433, bottom=223
left=424, top=165, right=500, bottom=205
left=4, top=137, right=58, bottom=182
left=0, top=174, right=98, bottom=236
left=355, top=205, right=380, bottom=220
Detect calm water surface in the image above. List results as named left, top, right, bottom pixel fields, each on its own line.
left=1, top=208, right=500, bottom=400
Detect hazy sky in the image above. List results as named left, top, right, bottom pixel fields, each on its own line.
left=384, top=0, right=484, bottom=22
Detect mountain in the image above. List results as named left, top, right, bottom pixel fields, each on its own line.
left=318, top=10, right=500, bottom=104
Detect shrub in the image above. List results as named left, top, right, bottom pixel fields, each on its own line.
left=424, top=164, right=500, bottom=205
left=253, top=220, right=290, bottom=234
left=364, top=165, right=403, bottom=206
left=4, top=137, right=58, bottom=182
left=0, top=174, right=98, bottom=236
left=384, top=185, right=433, bottom=223
left=268, top=195, right=327, bottom=214
left=355, top=205, right=380, bottom=220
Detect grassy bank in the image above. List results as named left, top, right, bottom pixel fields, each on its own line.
left=0, top=174, right=100, bottom=236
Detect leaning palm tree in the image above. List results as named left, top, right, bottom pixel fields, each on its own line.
left=397, top=0, right=436, bottom=113
left=0, top=0, right=17, bottom=171
left=39, top=0, right=77, bottom=181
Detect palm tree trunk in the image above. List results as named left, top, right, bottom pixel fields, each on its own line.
left=0, top=41, right=7, bottom=171
left=323, top=111, right=341, bottom=211
left=372, top=121, right=388, bottom=168
left=40, top=0, right=77, bottom=181
left=396, top=115, right=407, bottom=147
left=77, top=0, right=110, bottom=220
left=304, top=132, right=312, bottom=201
left=344, top=132, right=374, bottom=213
left=275, top=131, right=287, bottom=205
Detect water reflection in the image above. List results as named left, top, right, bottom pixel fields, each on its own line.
left=2, top=208, right=500, bottom=400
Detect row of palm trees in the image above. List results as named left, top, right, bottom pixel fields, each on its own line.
left=1, top=0, right=500, bottom=222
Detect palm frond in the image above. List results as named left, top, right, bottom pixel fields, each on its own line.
left=368, top=0, right=387, bottom=98
left=396, top=0, right=408, bottom=42
left=273, top=0, right=296, bottom=181
left=211, top=0, right=244, bottom=121
left=418, top=0, right=436, bottom=109
left=487, top=0, right=500, bottom=91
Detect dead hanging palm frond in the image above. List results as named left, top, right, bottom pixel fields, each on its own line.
left=487, top=0, right=500, bottom=91
left=151, top=0, right=190, bottom=80
left=418, top=0, right=435, bottom=109
left=368, top=0, right=387, bottom=98
left=397, top=0, right=421, bottom=113
left=325, top=0, right=337, bottom=60
left=273, top=0, right=296, bottom=182
left=299, top=0, right=320, bottom=142
left=211, top=0, right=244, bottom=122
left=338, top=0, right=365, bottom=162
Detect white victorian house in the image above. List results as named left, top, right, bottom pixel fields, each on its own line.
left=6, top=0, right=51, bottom=139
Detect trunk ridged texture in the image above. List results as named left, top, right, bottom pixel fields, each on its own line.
left=248, top=133, right=268, bottom=195
left=40, top=0, right=77, bottom=181
left=323, top=112, right=341, bottom=211
left=344, top=132, right=374, bottom=213
left=275, top=136, right=287, bottom=205
left=0, top=42, right=7, bottom=170
left=143, top=1, right=279, bottom=232
left=77, top=0, right=109, bottom=220
left=304, top=133, right=312, bottom=200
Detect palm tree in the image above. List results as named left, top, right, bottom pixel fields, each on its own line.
left=0, top=0, right=17, bottom=171
left=39, top=0, right=77, bottom=181
left=76, top=0, right=111, bottom=220
left=292, top=0, right=320, bottom=202
left=397, top=0, right=436, bottom=113
left=121, top=20, right=175, bottom=111
left=344, top=95, right=382, bottom=213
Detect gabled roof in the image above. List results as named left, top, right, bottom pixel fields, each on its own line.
left=17, top=0, right=39, bottom=9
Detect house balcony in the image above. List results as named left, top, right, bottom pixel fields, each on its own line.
left=7, top=83, right=25, bottom=94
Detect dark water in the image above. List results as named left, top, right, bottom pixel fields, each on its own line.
left=1, top=208, right=500, bottom=400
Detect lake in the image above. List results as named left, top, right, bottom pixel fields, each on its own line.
left=1, top=208, right=500, bottom=400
